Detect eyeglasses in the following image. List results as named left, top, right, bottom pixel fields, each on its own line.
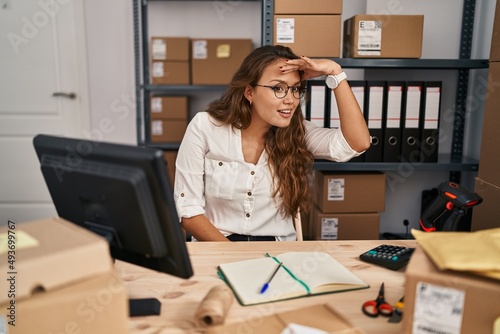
left=255, top=83, right=306, bottom=99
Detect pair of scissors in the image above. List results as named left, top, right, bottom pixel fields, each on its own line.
left=362, top=283, right=393, bottom=317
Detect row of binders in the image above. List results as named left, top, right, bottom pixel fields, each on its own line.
left=305, top=80, right=442, bottom=163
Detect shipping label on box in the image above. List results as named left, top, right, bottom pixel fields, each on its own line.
left=320, top=217, right=339, bottom=240
left=276, top=18, right=295, bottom=43
left=152, top=38, right=167, bottom=60
left=357, top=20, right=382, bottom=56
left=327, top=178, right=344, bottom=201
left=412, top=282, right=466, bottom=334
left=193, top=40, right=208, bottom=59
left=152, top=61, right=165, bottom=77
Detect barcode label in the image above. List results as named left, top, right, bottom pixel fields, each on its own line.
left=358, top=20, right=382, bottom=55
left=327, top=178, right=344, bottom=201
left=276, top=18, right=295, bottom=43
left=321, top=218, right=338, bottom=240
left=412, top=282, right=464, bottom=334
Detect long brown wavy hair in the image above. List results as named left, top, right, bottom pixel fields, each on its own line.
left=207, top=45, right=314, bottom=219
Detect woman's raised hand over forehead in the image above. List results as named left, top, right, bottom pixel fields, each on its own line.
left=280, top=56, right=342, bottom=81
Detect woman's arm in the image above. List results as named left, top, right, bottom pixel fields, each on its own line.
left=181, top=215, right=230, bottom=241
left=174, top=113, right=230, bottom=242
left=281, top=56, right=370, bottom=153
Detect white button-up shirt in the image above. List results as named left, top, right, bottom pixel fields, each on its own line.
left=174, top=112, right=360, bottom=241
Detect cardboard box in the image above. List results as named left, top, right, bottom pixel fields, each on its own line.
left=151, top=96, right=188, bottom=120
left=191, top=38, right=253, bottom=85
left=163, top=150, right=177, bottom=186
left=150, top=37, right=190, bottom=61
left=313, top=171, right=385, bottom=213
left=274, top=15, right=341, bottom=57
left=403, top=246, right=500, bottom=334
left=471, top=177, right=500, bottom=232
left=343, top=15, right=424, bottom=58
left=274, top=0, right=342, bottom=14
left=490, top=1, right=500, bottom=61
left=151, top=119, right=187, bottom=143
left=0, top=218, right=128, bottom=333
left=151, top=60, right=190, bottom=85
left=478, top=61, right=500, bottom=186
left=206, top=303, right=362, bottom=334
left=310, top=207, right=380, bottom=240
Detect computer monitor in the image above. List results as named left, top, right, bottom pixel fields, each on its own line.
left=33, top=134, right=193, bottom=315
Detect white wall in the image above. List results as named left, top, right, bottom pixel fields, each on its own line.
left=83, top=0, right=136, bottom=145
left=82, top=0, right=496, bottom=235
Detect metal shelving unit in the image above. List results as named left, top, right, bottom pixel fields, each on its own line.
left=133, top=0, right=261, bottom=148
left=133, top=0, right=487, bottom=176
left=261, top=0, right=486, bottom=178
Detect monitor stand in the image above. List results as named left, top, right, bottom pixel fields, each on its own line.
left=129, top=298, right=161, bottom=317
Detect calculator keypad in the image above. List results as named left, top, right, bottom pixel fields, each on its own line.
left=360, top=244, right=415, bottom=270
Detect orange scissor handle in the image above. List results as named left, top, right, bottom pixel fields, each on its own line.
left=362, top=300, right=393, bottom=317
left=362, top=283, right=394, bottom=318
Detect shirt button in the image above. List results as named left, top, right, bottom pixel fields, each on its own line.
left=247, top=192, right=252, bottom=196
left=180, top=193, right=185, bottom=197
left=246, top=213, right=250, bottom=217
left=218, top=162, right=223, bottom=166
left=250, top=171, right=255, bottom=175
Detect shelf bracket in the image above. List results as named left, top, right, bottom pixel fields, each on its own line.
left=261, top=0, right=273, bottom=46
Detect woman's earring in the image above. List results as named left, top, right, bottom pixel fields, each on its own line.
left=249, top=100, right=252, bottom=106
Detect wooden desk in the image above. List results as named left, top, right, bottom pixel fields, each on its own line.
left=115, top=240, right=416, bottom=334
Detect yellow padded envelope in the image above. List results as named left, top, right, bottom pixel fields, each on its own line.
left=411, top=228, right=500, bottom=280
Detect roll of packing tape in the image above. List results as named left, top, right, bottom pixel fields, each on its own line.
left=195, top=284, right=234, bottom=327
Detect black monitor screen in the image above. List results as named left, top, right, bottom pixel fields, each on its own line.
left=33, top=134, right=193, bottom=280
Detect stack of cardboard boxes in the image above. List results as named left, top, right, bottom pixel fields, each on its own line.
left=151, top=37, right=191, bottom=85
left=471, top=1, right=500, bottom=232
left=403, top=6, right=500, bottom=332
left=149, top=36, right=253, bottom=183
left=273, top=0, right=343, bottom=57
left=150, top=95, right=188, bottom=184
left=150, top=36, right=253, bottom=86
left=150, top=96, right=188, bottom=144
left=308, top=171, right=385, bottom=240
left=149, top=37, right=191, bottom=167
left=0, top=218, right=129, bottom=333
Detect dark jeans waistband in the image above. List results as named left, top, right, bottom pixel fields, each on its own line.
left=227, top=234, right=276, bottom=242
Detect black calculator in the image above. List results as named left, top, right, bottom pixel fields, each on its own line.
left=359, top=244, right=415, bottom=271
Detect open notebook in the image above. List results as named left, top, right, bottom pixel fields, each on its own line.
left=217, top=252, right=369, bottom=306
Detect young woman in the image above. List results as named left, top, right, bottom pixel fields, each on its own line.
left=174, top=45, right=370, bottom=241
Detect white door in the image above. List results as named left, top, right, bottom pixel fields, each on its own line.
left=0, top=0, right=88, bottom=224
